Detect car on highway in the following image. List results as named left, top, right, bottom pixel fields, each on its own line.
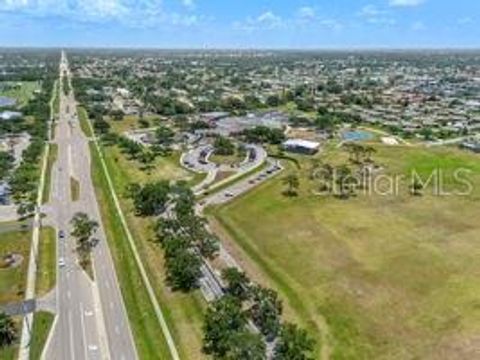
left=58, top=230, right=65, bottom=239
left=224, top=191, right=234, bottom=198
left=58, top=258, right=66, bottom=268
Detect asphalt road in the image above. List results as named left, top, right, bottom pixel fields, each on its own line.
left=42, top=52, right=137, bottom=360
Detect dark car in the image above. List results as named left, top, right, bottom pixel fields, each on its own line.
left=58, top=230, right=66, bottom=239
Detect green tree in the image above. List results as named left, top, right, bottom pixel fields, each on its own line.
left=225, top=331, right=266, bottom=360
left=273, top=323, right=315, bottom=360
left=155, top=125, right=175, bottom=148
left=165, top=245, right=202, bottom=291
left=0, top=312, right=17, bottom=347
left=129, top=181, right=170, bottom=216
left=222, top=267, right=251, bottom=301
left=249, top=286, right=283, bottom=339
left=203, top=296, right=248, bottom=358
left=282, top=174, right=300, bottom=197
left=0, top=152, right=14, bottom=181
left=214, top=136, right=235, bottom=156
left=70, top=212, right=99, bottom=253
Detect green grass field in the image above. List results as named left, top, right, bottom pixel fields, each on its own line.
left=0, top=230, right=31, bottom=304
left=41, top=144, right=58, bottom=204
left=0, top=81, right=41, bottom=108
left=210, top=145, right=480, bottom=360
left=90, top=142, right=206, bottom=359
left=77, top=106, right=93, bottom=138
left=36, top=227, right=56, bottom=296
left=29, top=311, right=54, bottom=360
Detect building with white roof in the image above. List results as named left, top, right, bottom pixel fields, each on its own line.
left=283, top=139, right=320, bottom=155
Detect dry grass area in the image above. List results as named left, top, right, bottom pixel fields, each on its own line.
left=210, top=145, right=480, bottom=359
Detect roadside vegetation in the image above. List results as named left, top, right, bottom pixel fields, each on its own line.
left=89, top=142, right=177, bottom=359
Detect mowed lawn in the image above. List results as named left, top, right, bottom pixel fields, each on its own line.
left=0, top=230, right=31, bottom=304
left=0, top=81, right=41, bottom=107
left=211, top=145, right=480, bottom=360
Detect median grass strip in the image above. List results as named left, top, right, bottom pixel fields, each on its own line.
left=77, top=106, right=93, bottom=138
left=89, top=141, right=173, bottom=359
left=41, top=143, right=58, bottom=204
left=70, top=176, right=80, bottom=201
left=29, top=311, right=54, bottom=360
left=35, top=227, right=56, bottom=296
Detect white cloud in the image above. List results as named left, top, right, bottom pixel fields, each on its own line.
left=358, top=4, right=395, bottom=26
left=0, top=0, right=200, bottom=27
left=297, top=6, right=316, bottom=20
left=234, top=11, right=284, bottom=31
left=180, top=0, right=194, bottom=10
left=389, top=0, right=425, bottom=7
left=359, top=5, right=385, bottom=17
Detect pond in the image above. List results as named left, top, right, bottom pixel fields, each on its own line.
left=0, top=96, right=16, bottom=107
left=342, top=129, right=374, bottom=142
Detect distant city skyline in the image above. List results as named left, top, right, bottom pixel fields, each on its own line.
left=0, top=0, right=478, bottom=48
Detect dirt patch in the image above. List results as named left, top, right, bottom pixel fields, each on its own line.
left=0, top=253, right=24, bottom=269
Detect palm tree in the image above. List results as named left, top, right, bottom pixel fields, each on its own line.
left=0, top=313, right=17, bottom=347
left=282, top=174, right=300, bottom=197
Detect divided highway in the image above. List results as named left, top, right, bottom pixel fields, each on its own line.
left=40, top=52, right=137, bottom=360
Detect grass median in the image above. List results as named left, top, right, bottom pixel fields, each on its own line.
left=29, top=311, right=54, bottom=360
left=77, top=106, right=93, bottom=138
left=36, top=227, right=56, bottom=296
left=70, top=176, right=80, bottom=201
left=41, top=143, right=58, bottom=204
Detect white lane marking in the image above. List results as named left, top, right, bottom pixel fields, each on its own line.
left=68, top=311, right=76, bottom=360
left=79, top=302, right=89, bottom=360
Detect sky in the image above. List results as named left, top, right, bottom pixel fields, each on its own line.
left=0, top=0, right=478, bottom=48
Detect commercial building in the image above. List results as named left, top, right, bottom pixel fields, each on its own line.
left=283, top=139, right=320, bottom=155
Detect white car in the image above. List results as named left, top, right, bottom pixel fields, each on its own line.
left=58, top=258, right=66, bottom=268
